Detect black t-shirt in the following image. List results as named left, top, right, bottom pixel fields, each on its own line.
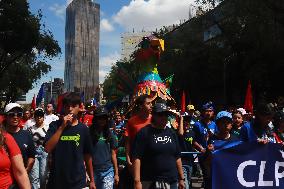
left=178, top=129, right=195, bottom=165
left=45, top=120, right=93, bottom=189
left=132, top=125, right=181, bottom=182
left=10, top=129, right=35, bottom=167
left=92, top=132, right=117, bottom=171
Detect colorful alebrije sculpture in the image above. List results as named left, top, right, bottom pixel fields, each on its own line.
left=134, top=35, right=173, bottom=101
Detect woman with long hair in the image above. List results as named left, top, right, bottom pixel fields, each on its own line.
left=0, top=123, right=31, bottom=189
left=90, top=106, right=119, bottom=189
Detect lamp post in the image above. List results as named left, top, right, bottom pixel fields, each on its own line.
left=50, top=76, right=53, bottom=102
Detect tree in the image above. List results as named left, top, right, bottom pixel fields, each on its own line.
left=0, top=0, right=61, bottom=105
left=159, top=0, right=284, bottom=106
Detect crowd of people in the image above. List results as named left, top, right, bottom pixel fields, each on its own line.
left=0, top=92, right=284, bottom=189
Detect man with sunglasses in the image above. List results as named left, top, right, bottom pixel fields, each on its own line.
left=4, top=103, right=36, bottom=174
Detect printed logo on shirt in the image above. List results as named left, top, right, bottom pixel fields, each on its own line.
left=154, top=135, right=172, bottom=144
left=185, top=137, right=193, bottom=144
left=98, top=136, right=106, bottom=141
left=60, top=134, right=80, bottom=146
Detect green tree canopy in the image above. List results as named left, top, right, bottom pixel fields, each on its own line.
left=0, top=0, right=61, bottom=104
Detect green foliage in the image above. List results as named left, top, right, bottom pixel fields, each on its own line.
left=159, top=0, right=284, bottom=106
left=103, top=59, right=139, bottom=102
left=0, top=0, right=61, bottom=105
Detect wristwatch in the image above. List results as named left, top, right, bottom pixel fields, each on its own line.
left=179, top=177, right=186, bottom=181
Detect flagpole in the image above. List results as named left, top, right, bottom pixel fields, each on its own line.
left=50, top=76, right=53, bottom=103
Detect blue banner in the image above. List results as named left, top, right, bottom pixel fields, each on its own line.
left=212, top=142, right=284, bottom=189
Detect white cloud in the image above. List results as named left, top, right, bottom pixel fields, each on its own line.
left=99, top=52, right=120, bottom=83
left=113, top=0, right=195, bottom=31
left=49, top=3, right=66, bottom=20
left=66, top=0, right=73, bottom=6
left=100, top=19, right=114, bottom=32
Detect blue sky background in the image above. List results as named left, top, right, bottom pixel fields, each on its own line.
left=25, top=0, right=194, bottom=102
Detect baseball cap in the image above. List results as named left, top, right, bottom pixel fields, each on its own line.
left=187, top=104, right=195, bottom=110
left=216, top=111, right=232, bottom=121
left=152, top=103, right=171, bottom=114
left=202, top=101, right=214, bottom=111
left=34, top=108, right=45, bottom=117
left=94, top=106, right=109, bottom=117
left=236, top=108, right=247, bottom=115
left=4, top=103, right=23, bottom=113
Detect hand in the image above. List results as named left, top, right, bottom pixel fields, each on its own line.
left=178, top=179, right=185, bottom=189
left=200, top=148, right=206, bottom=154
left=114, top=174, right=119, bottom=186
left=257, top=138, right=269, bottom=144
left=89, top=181, right=96, bottom=189
left=134, top=180, right=142, bottom=189
left=62, top=114, right=73, bottom=127
left=127, top=161, right=133, bottom=175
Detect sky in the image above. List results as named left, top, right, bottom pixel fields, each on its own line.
left=25, top=0, right=195, bottom=102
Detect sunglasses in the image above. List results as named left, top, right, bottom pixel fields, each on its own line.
left=7, top=112, right=23, bottom=117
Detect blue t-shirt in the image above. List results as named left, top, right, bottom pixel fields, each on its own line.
left=92, top=132, right=117, bottom=171
left=10, top=129, right=35, bottom=167
left=132, top=125, right=181, bottom=183
left=193, top=120, right=218, bottom=148
left=240, top=121, right=276, bottom=143
left=45, top=120, right=93, bottom=189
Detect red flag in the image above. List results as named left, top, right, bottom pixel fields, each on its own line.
left=244, top=80, right=253, bottom=113
left=56, top=93, right=65, bottom=114
left=181, top=90, right=186, bottom=113
left=31, top=94, right=36, bottom=109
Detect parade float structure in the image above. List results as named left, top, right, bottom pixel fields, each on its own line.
left=133, top=35, right=174, bottom=101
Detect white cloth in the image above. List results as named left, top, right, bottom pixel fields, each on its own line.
left=24, top=119, right=36, bottom=130
left=44, top=114, right=59, bottom=126
left=28, top=124, right=49, bottom=146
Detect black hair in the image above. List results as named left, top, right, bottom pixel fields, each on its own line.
left=134, top=94, right=150, bottom=107
left=256, top=103, right=276, bottom=116
left=62, top=92, right=81, bottom=106
left=89, top=117, right=112, bottom=145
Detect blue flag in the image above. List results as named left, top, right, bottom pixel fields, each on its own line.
left=212, top=142, right=284, bottom=189
left=36, top=84, right=45, bottom=106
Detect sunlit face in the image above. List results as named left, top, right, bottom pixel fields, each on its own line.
left=23, top=110, right=31, bottom=120
left=115, top=115, right=122, bottom=123
left=46, top=104, right=53, bottom=113
left=203, top=109, right=214, bottom=119
left=63, top=104, right=80, bottom=116
left=141, top=98, right=152, bottom=114
left=233, top=112, right=243, bottom=128
left=6, top=109, right=23, bottom=127
left=35, top=115, right=44, bottom=127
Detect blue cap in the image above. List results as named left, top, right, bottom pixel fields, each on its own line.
left=216, top=111, right=232, bottom=121
left=202, top=101, right=214, bottom=111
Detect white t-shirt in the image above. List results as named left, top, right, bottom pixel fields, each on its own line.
left=24, top=119, right=35, bottom=130
left=44, top=114, right=59, bottom=126
left=27, top=124, right=49, bottom=146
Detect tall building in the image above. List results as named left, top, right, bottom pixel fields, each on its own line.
left=65, top=0, right=100, bottom=102
left=121, top=31, right=152, bottom=61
